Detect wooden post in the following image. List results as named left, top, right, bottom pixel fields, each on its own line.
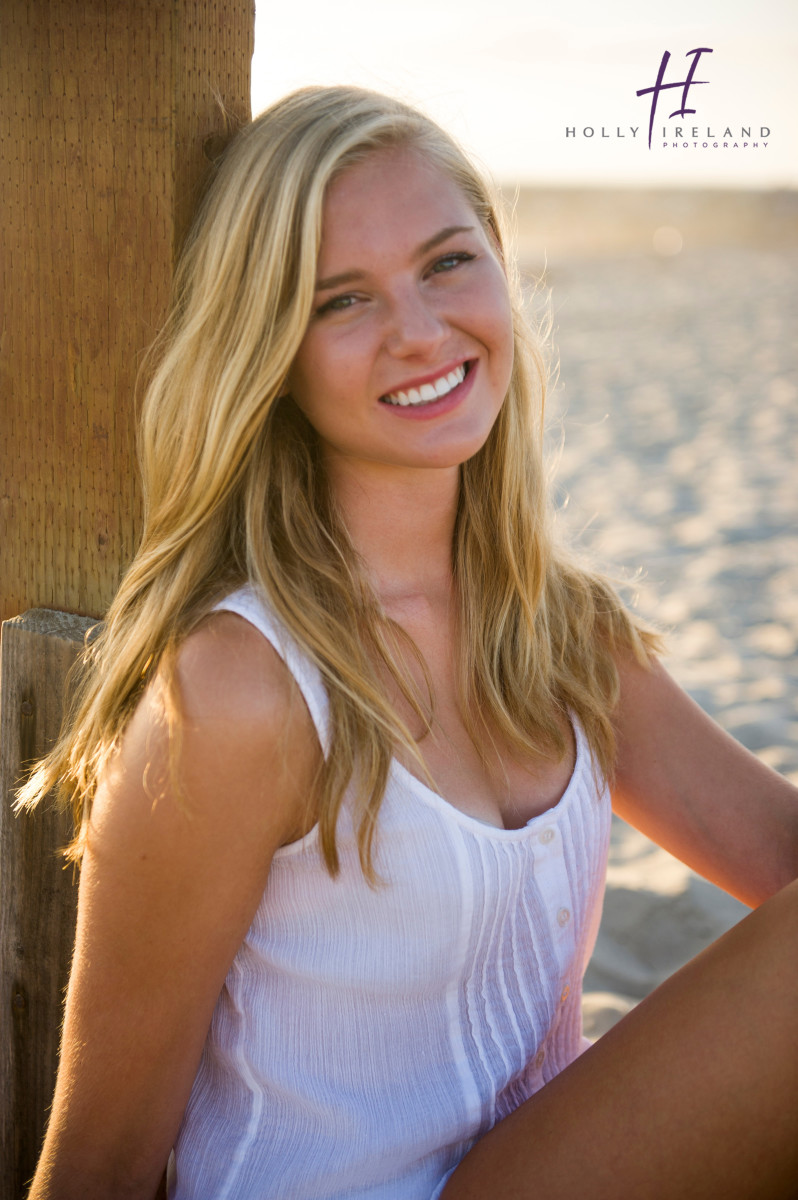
left=0, top=0, right=254, bottom=624
left=0, top=612, right=94, bottom=1198
left=0, top=3, right=253, bottom=1194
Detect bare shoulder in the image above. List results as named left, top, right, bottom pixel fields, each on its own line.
left=91, top=608, right=322, bottom=856
left=174, top=609, right=302, bottom=726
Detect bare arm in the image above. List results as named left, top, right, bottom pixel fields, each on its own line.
left=28, top=613, right=322, bottom=1199
left=443, top=655, right=798, bottom=1198
left=611, top=653, right=798, bottom=907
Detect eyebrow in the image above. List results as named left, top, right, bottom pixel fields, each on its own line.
left=314, top=224, right=476, bottom=292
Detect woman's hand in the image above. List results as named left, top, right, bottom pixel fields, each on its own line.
left=611, top=653, right=798, bottom=907
left=28, top=612, right=322, bottom=1199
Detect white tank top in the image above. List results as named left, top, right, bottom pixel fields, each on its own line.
left=170, top=585, right=611, bottom=1199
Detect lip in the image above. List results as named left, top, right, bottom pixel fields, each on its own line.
left=378, top=360, right=476, bottom=421
left=380, top=358, right=471, bottom=399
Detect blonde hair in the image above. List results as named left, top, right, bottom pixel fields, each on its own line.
left=18, top=85, right=658, bottom=879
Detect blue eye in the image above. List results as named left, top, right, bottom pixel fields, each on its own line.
left=430, top=251, right=475, bottom=274
left=315, top=293, right=358, bottom=316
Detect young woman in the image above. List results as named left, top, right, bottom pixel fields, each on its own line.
left=20, top=86, right=798, bottom=1199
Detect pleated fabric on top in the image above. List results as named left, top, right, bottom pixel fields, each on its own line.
left=171, top=586, right=611, bottom=1200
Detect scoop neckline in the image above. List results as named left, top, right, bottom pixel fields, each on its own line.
left=273, top=722, right=587, bottom=860
left=216, top=588, right=592, bottom=852
left=387, top=717, right=586, bottom=842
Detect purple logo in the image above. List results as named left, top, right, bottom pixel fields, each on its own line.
left=636, top=48, right=714, bottom=149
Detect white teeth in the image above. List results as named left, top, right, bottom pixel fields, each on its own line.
left=382, top=362, right=467, bottom=406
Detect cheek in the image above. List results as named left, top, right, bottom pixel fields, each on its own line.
left=480, top=281, right=515, bottom=388
left=286, top=340, right=333, bottom=424
left=288, top=328, right=367, bottom=408
left=286, top=338, right=368, bottom=447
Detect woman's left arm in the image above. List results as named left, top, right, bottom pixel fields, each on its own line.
left=611, top=653, right=798, bottom=907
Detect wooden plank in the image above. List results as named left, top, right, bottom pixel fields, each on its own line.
left=0, top=3, right=253, bottom=1191
left=0, top=611, right=95, bottom=1198
left=0, top=0, right=253, bottom=624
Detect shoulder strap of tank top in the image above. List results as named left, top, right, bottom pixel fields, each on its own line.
left=211, top=585, right=331, bottom=757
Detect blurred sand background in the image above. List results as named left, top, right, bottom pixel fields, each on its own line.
left=511, top=187, right=798, bottom=1036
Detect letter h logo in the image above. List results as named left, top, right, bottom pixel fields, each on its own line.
left=636, top=47, right=714, bottom=148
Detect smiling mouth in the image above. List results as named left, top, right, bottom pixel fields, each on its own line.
left=379, top=361, right=471, bottom=407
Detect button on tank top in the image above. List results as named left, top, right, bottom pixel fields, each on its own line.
left=170, top=585, right=612, bottom=1199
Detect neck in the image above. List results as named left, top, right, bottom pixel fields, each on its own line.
left=325, top=455, right=459, bottom=608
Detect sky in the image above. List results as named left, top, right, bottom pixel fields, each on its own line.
left=251, top=0, right=798, bottom=189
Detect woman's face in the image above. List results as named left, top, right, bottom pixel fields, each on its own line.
left=286, top=146, right=515, bottom=477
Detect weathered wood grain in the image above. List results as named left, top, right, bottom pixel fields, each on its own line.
left=0, top=0, right=254, bottom=624
left=0, top=612, right=95, bottom=1197
left=0, top=3, right=253, bottom=1193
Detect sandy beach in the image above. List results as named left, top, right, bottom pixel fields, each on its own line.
left=513, top=188, right=798, bottom=1036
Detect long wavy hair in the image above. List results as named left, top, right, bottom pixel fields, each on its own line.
left=18, top=85, right=658, bottom=879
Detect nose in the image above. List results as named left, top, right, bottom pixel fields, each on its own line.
left=383, top=287, right=448, bottom=358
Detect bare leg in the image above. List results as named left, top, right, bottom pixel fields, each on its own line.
left=443, top=878, right=798, bottom=1199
